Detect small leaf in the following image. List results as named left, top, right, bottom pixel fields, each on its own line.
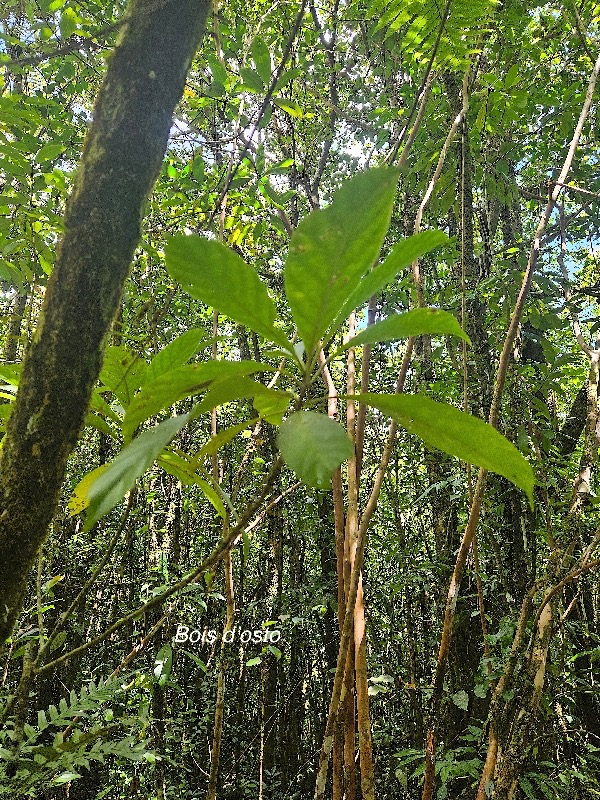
left=504, top=64, right=519, bottom=89
left=196, top=419, right=254, bottom=457
left=100, top=346, right=148, bottom=407
left=165, top=236, right=291, bottom=350
left=50, top=631, right=67, bottom=652
left=181, top=649, right=207, bottom=672
left=284, top=167, right=400, bottom=357
left=246, top=656, right=262, bottom=666
left=85, top=412, right=116, bottom=438
left=147, top=328, right=206, bottom=381
left=42, top=575, right=64, bottom=593
left=193, top=374, right=269, bottom=415
left=123, top=361, right=267, bottom=441
left=35, top=143, right=65, bottom=163
left=342, top=309, right=470, bottom=351
left=240, top=66, right=264, bottom=93
left=68, top=464, right=109, bottom=516
left=154, top=643, right=173, bottom=687
left=251, top=36, right=272, bottom=83
left=0, top=363, right=22, bottom=386
left=253, top=387, right=292, bottom=425
left=157, top=454, right=226, bottom=518
left=356, top=394, right=535, bottom=502
left=73, top=414, right=190, bottom=530
left=277, top=411, right=354, bottom=489
left=273, top=97, right=303, bottom=117
left=54, top=772, right=81, bottom=785
left=452, top=689, right=469, bottom=711
left=370, top=673, right=395, bottom=684
left=59, top=7, right=78, bottom=38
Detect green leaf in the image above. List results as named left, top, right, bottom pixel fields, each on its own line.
left=240, top=66, right=264, bottom=93
left=146, top=328, right=206, bottom=381
left=154, top=643, right=173, bottom=687
left=273, top=97, right=303, bottom=117
left=253, top=387, right=292, bottom=424
left=342, top=309, right=470, bottom=351
left=193, top=374, right=269, bottom=415
left=251, top=36, right=272, bottom=83
left=451, top=689, right=469, bottom=711
left=332, top=230, right=449, bottom=330
left=54, top=772, right=82, bottom=785
left=246, top=656, right=262, bottom=667
left=0, top=363, right=21, bottom=386
left=277, top=411, right=354, bottom=489
left=284, top=167, right=400, bottom=357
left=100, top=346, right=148, bottom=407
left=157, top=454, right=226, bottom=518
left=181, top=649, right=207, bottom=672
left=165, top=236, right=291, bottom=350
left=505, top=64, right=520, bottom=89
left=273, top=67, right=303, bottom=93
left=68, top=463, right=109, bottom=516
left=35, top=143, right=65, bottom=163
left=59, top=7, right=78, bottom=38
left=192, top=375, right=291, bottom=425
left=356, top=394, right=535, bottom=502
left=85, top=412, right=116, bottom=438
left=123, top=360, right=267, bottom=442
left=196, top=419, right=255, bottom=457
left=73, top=414, right=190, bottom=530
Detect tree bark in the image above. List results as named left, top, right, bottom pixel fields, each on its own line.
left=0, top=0, right=210, bottom=644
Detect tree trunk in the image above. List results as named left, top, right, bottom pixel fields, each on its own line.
left=0, top=0, right=210, bottom=644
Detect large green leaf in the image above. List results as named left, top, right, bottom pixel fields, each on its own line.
left=122, top=361, right=268, bottom=441
left=332, top=230, right=449, bottom=330
left=357, top=394, right=534, bottom=502
left=165, top=236, right=291, bottom=350
left=277, top=411, right=354, bottom=489
left=72, top=414, right=190, bottom=531
left=342, top=308, right=470, bottom=351
left=284, top=167, right=400, bottom=357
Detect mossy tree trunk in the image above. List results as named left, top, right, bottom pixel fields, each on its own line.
left=0, top=0, right=210, bottom=644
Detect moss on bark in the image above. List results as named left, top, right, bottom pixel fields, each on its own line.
left=0, top=0, right=210, bottom=644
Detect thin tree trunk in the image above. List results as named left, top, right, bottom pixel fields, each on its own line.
left=207, top=547, right=235, bottom=800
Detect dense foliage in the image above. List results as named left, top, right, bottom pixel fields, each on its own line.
left=1, top=0, right=600, bottom=798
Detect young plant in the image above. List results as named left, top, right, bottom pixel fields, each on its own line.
left=71, top=166, right=534, bottom=526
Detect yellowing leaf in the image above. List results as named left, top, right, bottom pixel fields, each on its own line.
left=68, top=464, right=109, bottom=516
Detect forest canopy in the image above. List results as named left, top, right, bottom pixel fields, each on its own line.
left=0, top=0, right=600, bottom=799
